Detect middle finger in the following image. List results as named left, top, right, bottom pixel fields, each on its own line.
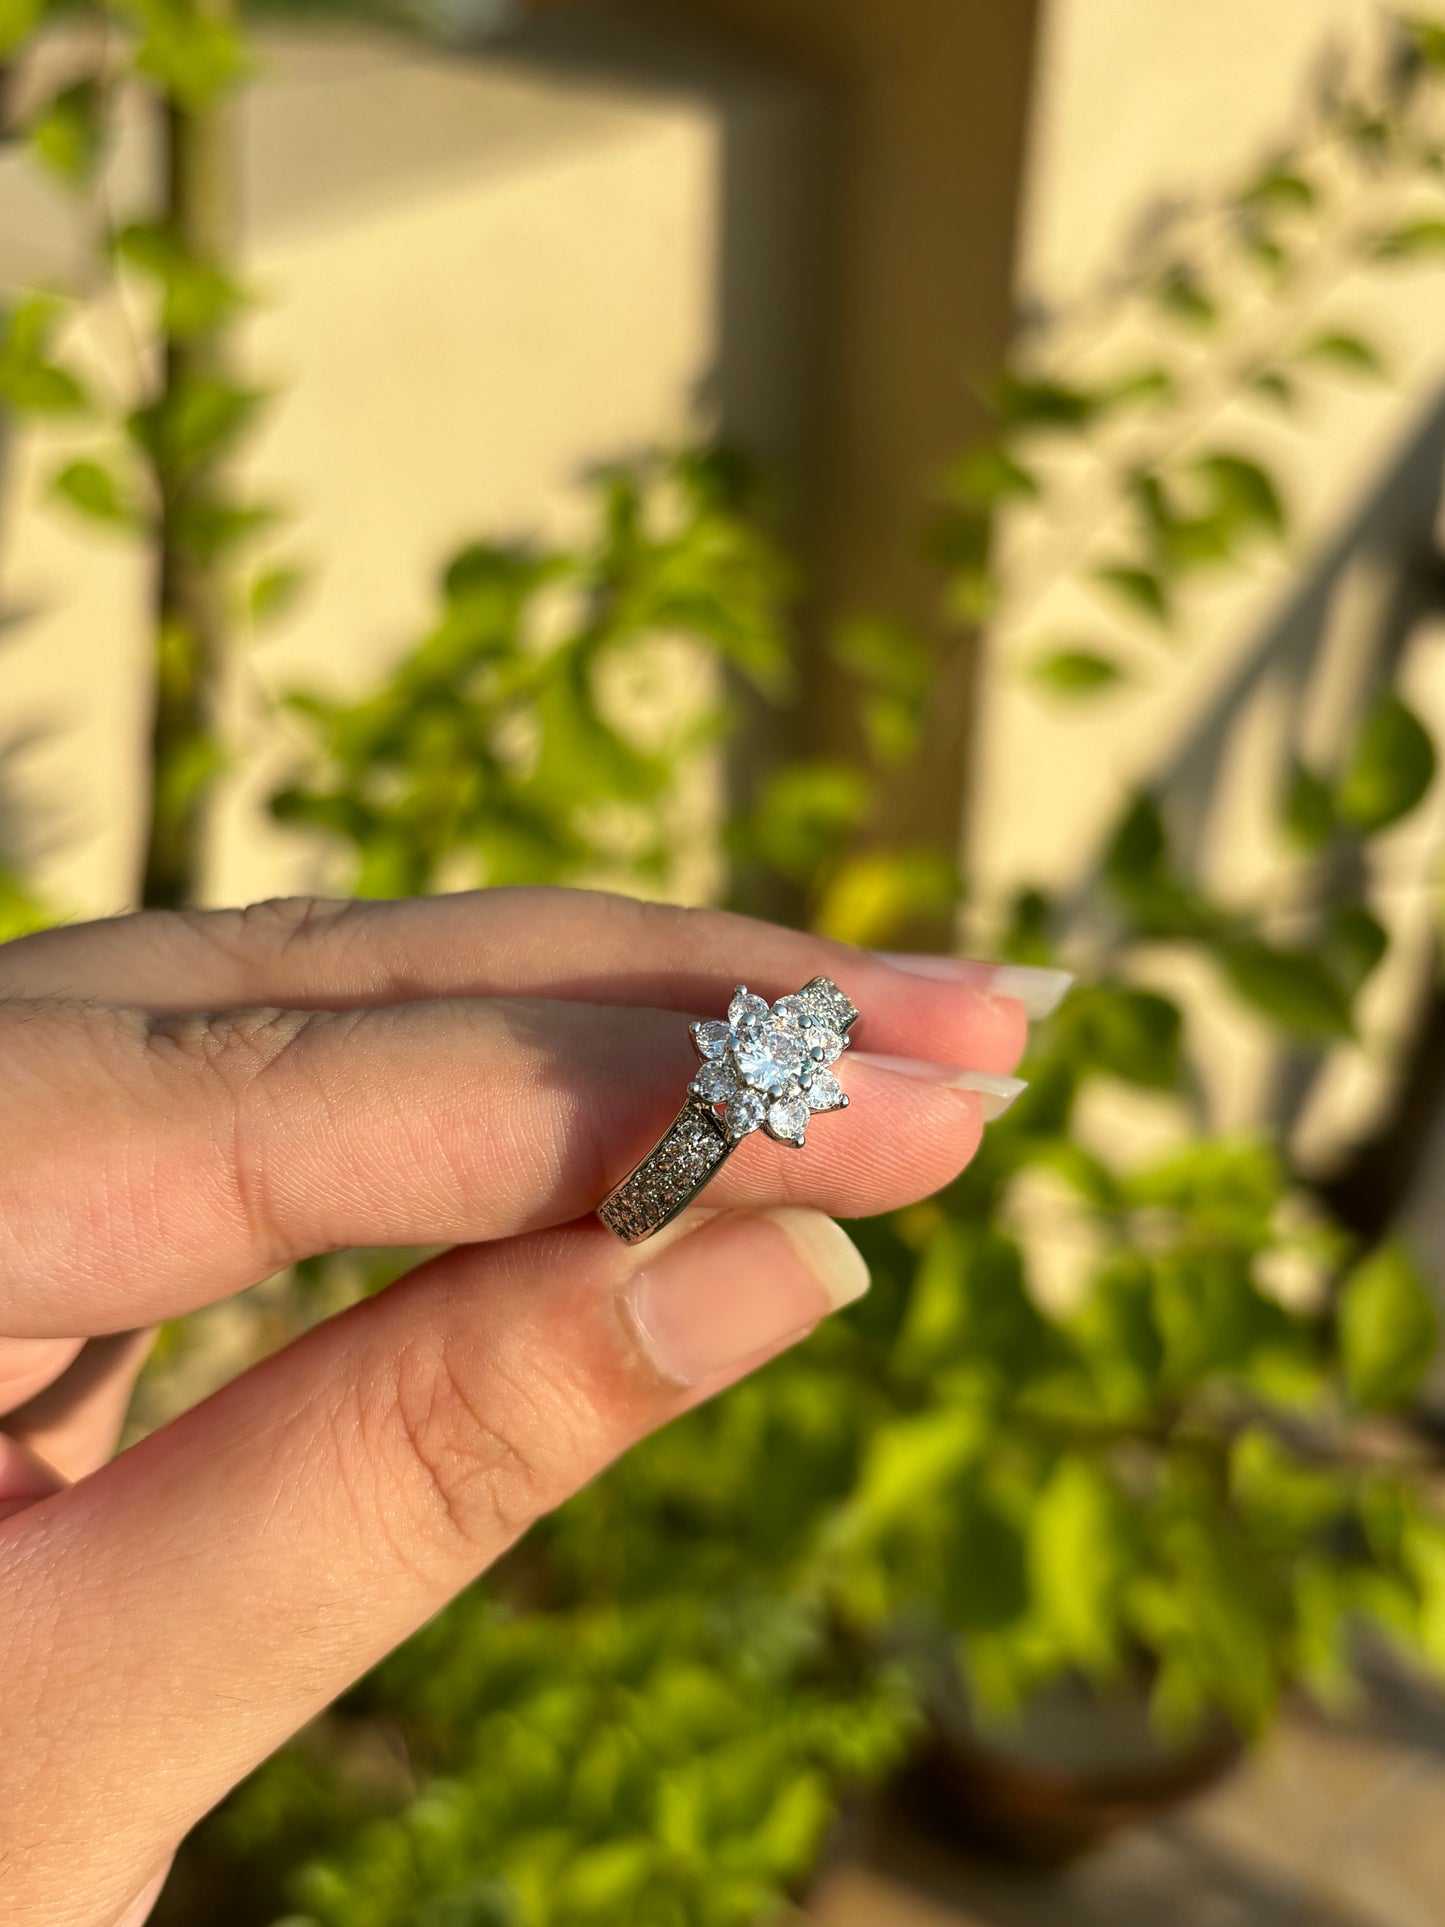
left=0, top=993, right=990, bottom=1338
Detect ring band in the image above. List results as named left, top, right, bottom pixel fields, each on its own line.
left=597, top=975, right=860, bottom=1244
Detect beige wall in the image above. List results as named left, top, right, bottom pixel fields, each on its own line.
left=669, top=0, right=1041, bottom=866
left=973, top=0, right=1445, bottom=1182
left=1020, top=0, right=1383, bottom=302
left=0, top=27, right=811, bottom=915
left=4, top=1, right=1443, bottom=999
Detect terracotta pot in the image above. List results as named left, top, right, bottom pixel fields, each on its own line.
left=893, top=1670, right=1242, bottom=1867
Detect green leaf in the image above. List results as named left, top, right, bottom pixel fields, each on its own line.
left=1105, top=790, right=1165, bottom=884
left=1325, top=905, right=1388, bottom=993
left=1241, top=226, right=1289, bottom=277
left=923, top=504, right=996, bottom=620
left=1102, top=365, right=1178, bottom=409
left=122, top=0, right=250, bottom=108
left=1130, top=1138, right=1287, bottom=1242
left=1130, top=470, right=1234, bottom=574
left=0, top=355, right=86, bottom=415
left=992, top=373, right=1100, bottom=431
left=1338, top=1241, right=1437, bottom=1410
left=152, top=725, right=225, bottom=822
left=1337, top=692, right=1437, bottom=833
left=1026, top=646, right=1129, bottom=700
left=896, top=1225, right=1054, bottom=1386
left=1154, top=264, right=1218, bottom=329
left=0, top=864, right=52, bottom=942
left=844, top=1406, right=988, bottom=1539
left=171, top=494, right=280, bottom=561
left=1037, top=1140, right=1128, bottom=1211
left=1373, top=219, right=1445, bottom=259
left=50, top=457, right=142, bottom=529
left=0, top=0, right=45, bottom=58
left=747, top=759, right=871, bottom=884
left=946, top=443, right=1039, bottom=504
left=1065, top=983, right=1183, bottom=1089
left=1215, top=940, right=1353, bottom=1039
left=552, top=1839, right=656, bottom=1913
left=813, top=847, right=960, bottom=948
left=1075, top=1254, right=1165, bottom=1416
left=128, top=377, right=266, bottom=474
left=1152, top=1245, right=1298, bottom=1386
left=247, top=562, right=308, bottom=627
left=1001, top=884, right=1053, bottom=962
left=1030, top=1457, right=1135, bottom=1670
left=0, top=294, right=89, bottom=414
left=1230, top=1428, right=1346, bottom=1539
left=940, top=1477, right=1029, bottom=1633
left=859, top=690, right=922, bottom=768
left=1194, top=451, right=1287, bottom=541
left=1299, top=330, right=1387, bottom=378
left=1239, top=167, right=1315, bottom=213
left=831, top=617, right=932, bottom=696
left=1102, top=795, right=1218, bottom=944
left=1250, top=369, right=1297, bottom=411
left=1409, top=15, right=1445, bottom=66
left=113, top=222, right=247, bottom=339
left=1144, top=1513, right=1281, bottom=1732
left=27, top=79, right=105, bottom=186
left=1280, top=757, right=1336, bottom=851
left=1093, top=563, right=1170, bottom=628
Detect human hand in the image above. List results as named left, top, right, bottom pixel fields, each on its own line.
left=0, top=888, right=1040, bottom=1926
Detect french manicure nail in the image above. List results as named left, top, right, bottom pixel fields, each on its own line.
left=851, top=1050, right=1028, bottom=1121
left=988, top=964, right=1075, bottom=1019
left=623, top=1206, right=870, bottom=1386
left=874, top=952, right=1074, bottom=1019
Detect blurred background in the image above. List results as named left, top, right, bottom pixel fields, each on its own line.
left=7, top=2, right=1445, bottom=1922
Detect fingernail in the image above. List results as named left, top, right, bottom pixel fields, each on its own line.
left=851, top=1050, right=1028, bottom=1121
left=623, top=1207, right=870, bottom=1386
left=874, top=953, right=1074, bottom=1019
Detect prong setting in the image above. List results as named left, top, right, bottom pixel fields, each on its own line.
left=600, top=975, right=859, bottom=1241
left=682, top=977, right=859, bottom=1145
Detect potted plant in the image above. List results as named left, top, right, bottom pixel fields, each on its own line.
left=8, top=5, right=1445, bottom=1920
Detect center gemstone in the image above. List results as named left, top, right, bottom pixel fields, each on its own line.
left=732, top=1013, right=807, bottom=1096
left=689, top=982, right=852, bottom=1149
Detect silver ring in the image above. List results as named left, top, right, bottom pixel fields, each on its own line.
left=597, top=975, right=861, bottom=1244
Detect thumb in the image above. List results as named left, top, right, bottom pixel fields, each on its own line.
left=0, top=1206, right=868, bottom=1927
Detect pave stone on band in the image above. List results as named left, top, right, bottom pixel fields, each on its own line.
left=597, top=975, right=861, bottom=1245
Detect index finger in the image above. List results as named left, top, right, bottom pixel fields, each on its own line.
left=0, top=887, right=1034, bottom=1073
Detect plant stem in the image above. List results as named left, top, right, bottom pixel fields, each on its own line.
left=139, top=67, right=236, bottom=912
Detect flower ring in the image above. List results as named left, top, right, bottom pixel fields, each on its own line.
left=597, top=976, right=860, bottom=1244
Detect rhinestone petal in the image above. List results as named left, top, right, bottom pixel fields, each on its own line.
left=804, top=1068, right=845, bottom=1111
left=806, top=1027, right=844, bottom=1068
left=728, top=988, right=769, bottom=1029
left=724, top=1089, right=767, bottom=1139
left=694, top=1019, right=732, bottom=1059
left=767, top=1095, right=810, bottom=1143
left=691, top=1058, right=737, bottom=1102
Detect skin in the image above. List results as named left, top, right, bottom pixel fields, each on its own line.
left=0, top=887, right=1026, bottom=1927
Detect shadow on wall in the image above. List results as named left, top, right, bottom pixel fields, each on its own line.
left=483, top=5, right=825, bottom=484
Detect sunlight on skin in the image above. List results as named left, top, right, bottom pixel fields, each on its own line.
left=0, top=889, right=1033, bottom=1927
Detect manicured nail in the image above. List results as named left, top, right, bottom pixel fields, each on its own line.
left=874, top=953, right=1074, bottom=1019
left=623, top=1207, right=870, bottom=1386
left=850, top=1051, right=1028, bottom=1121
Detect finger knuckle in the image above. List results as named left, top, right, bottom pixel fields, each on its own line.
left=374, top=1328, right=587, bottom=1562
left=141, top=1004, right=312, bottom=1089
left=141, top=1005, right=337, bottom=1267
left=187, top=895, right=359, bottom=968
left=617, top=891, right=696, bottom=948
